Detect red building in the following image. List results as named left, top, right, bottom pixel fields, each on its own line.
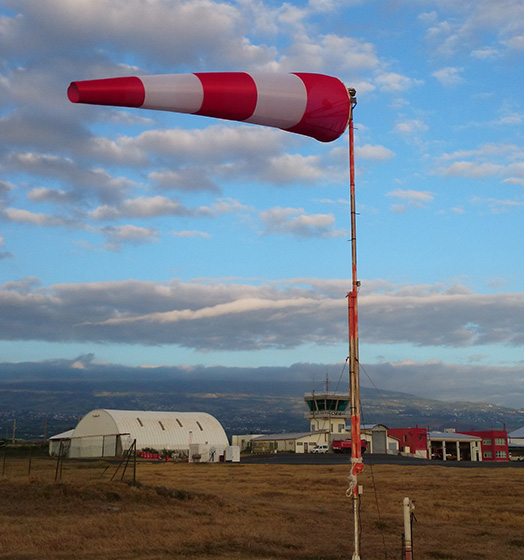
left=388, top=427, right=428, bottom=459
left=460, top=429, right=509, bottom=462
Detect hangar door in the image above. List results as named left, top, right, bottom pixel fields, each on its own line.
left=371, top=425, right=387, bottom=454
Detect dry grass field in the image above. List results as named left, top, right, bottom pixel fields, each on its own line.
left=1, top=457, right=524, bottom=560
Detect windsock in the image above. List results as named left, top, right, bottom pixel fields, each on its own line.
left=68, top=72, right=351, bottom=142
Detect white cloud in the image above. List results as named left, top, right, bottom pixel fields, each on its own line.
left=471, top=46, right=499, bottom=59
left=172, top=230, right=212, bottom=239
left=375, top=72, right=423, bottom=92
left=394, top=120, right=429, bottom=135
left=3, top=208, right=74, bottom=227
left=260, top=207, right=345, bottom=238
left=441, top=161, right=504, bottom=178
left=432, top=67, right=465, bottom=87
left=470, top=196, right=523, bottom=214
left=420, top=0, right=524, bottom=56
left=0, top=278, right=523, bottom=357
left=99, top=224, right=159, bottom=251
left=387, top=189, right=435, bottom=203
left=503, top=177, right=524, bottom=185
left=89, top=196, right=193, bottom=221
left=356, top=144, right=395, bottom=161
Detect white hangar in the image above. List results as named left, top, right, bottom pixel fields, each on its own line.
left=66, top=409, right=229, bottom=459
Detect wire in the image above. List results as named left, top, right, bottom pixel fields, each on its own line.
left=360, top=399, right=389, bottom=560
left=360, top=361, right=392, bottom=411
left=333, top=356, right=349, bottom=394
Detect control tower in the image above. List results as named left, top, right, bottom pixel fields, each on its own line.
left=304, top=391, right=351, bottom=435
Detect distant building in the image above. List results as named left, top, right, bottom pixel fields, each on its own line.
left=508, top=426, right=524, bottom=460
left=237, top=392, right=399, bottom=454
left=48, top=429, right=75, bottom=456
left=360, top=424, right=399, bottom=455
left=427, top=430, right=482, bottom=461
left=61, top=409, right=229, bottom=459
left=460, top=429, right=509, bottom=462
left=251, top=432, right=329, bottom=454
left=508, top=426, right=524, bottom=445
left=388, top=427, right=428, bottom=459
left=305, top=391, right=350, bottom=435
left=231, top=434, right=264, bottom=453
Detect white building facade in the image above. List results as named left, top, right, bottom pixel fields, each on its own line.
left=66, top=409, right=229, bottom=458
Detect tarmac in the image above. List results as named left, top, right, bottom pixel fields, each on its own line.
left=241, top=452, right=524, bottom=468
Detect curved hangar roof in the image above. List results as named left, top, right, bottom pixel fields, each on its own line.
left=73, top=409, right=229, bottom=450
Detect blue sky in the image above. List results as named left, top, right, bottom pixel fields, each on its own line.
left=1, top=0, right=524, bottom=408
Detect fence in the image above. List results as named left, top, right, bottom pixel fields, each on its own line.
left=1, top=440, right=138, bottom=484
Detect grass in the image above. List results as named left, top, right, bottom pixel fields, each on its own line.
left=0, top=458, right=523, bottom=559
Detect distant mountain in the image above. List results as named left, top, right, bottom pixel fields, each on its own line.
left=1, top=361, right=523, bottom=440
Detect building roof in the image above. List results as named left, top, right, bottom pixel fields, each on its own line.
left=428, top=432, right=481, bottom=442
left=71, top=409, right=228, bottom=450
left=49, top=429, right=75, bottom=440
left=253, top=432, right=323, bottom=441
left=508, top=426, right=524, bottom=438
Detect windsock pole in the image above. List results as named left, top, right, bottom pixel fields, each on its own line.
left=346, top=88, right=363, bottom=560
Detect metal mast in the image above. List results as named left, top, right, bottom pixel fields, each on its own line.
left=346, top=89, right=363, bottom=560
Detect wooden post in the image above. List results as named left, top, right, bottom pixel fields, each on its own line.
left=403, top=497, right=415, bottom=560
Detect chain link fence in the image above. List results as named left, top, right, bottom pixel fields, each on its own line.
left=1, top=440, right=138, bottom=484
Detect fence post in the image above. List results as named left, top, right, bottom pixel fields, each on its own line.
left=55, top=441, right=64, bottom=482
left=132, top=440, right=137, bottom=485
left=402, top=497, right=416, bottom=560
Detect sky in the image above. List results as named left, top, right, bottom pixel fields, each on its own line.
left=1, top=0, right=524, bottom=409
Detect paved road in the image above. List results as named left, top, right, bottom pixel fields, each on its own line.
left=241, top=452, right=524, bottom=468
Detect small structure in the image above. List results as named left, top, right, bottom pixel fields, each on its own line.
left=360, top=424, right=399, bottom=455
left=508, top=426, right=524, bottom=445
left=460, top=429, right=509, bottom=462
left=388, top=427, right=429, bottom=459
left=48, top=429, right=74, bottom=456
left=427, top=430, right=482, bottom=461
left=305, top=391, right=350, bottom=435
left=251, top=432, right=327, bottom=454
left=508, top=426, right=524, bottom=460
left=231, top=434, right=264, bottom=452
left=66, top=409, right=229, bottom=459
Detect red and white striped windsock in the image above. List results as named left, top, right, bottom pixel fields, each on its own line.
left=68, top=72, right=351, bottom=142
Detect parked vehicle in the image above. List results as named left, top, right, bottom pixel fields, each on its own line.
left=332, top=440, right=352, bottom=453
left=311, top=444, right=329, bottom=454
left=332, top=439, right=368, bottom=454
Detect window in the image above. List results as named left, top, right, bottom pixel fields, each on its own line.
left=496, top=450, right=507, bottom=458
left=337, top=400, right=349, bottom=412
left=484, top=451, right=493, bottom=458
left=338, top=423, right=344, bottom=433
left=494, top=438, right=506, bottom=446
left=483, top=439, right=492, bottom=446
